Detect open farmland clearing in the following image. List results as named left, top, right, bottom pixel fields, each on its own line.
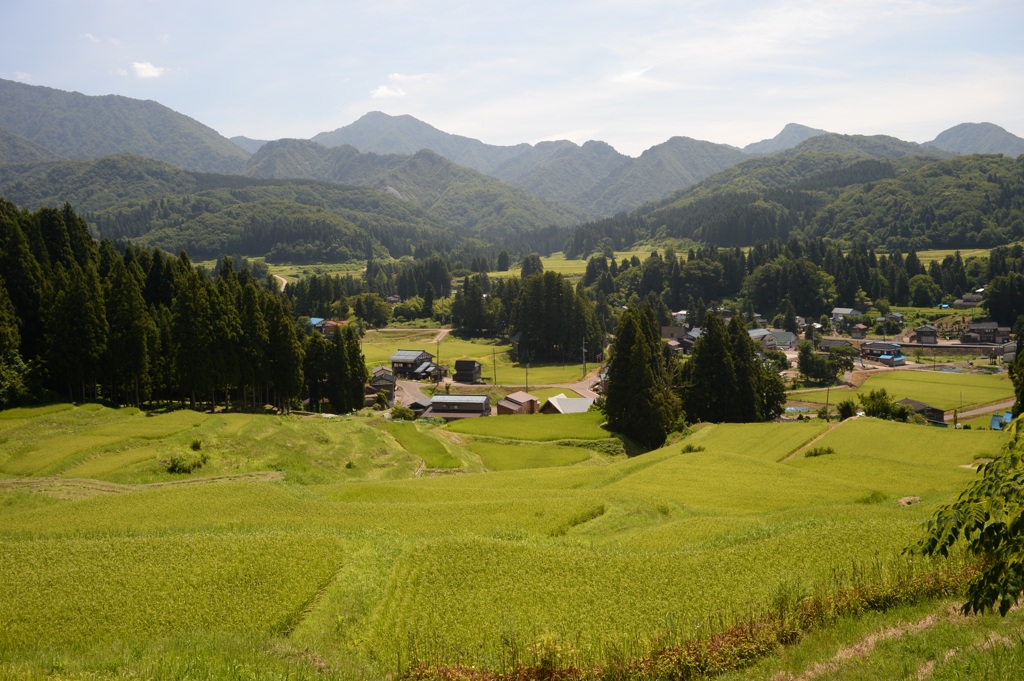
left=0, top=404, right=1014, bottom=678
left=793, top=368, right=1013, bottom=412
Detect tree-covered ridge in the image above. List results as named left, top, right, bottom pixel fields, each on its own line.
left=0, top=78, right=250, bottom=174
left=0, top=127, right=60, bottom=164
left=0, top=153, right=573, bottom=263
left=246, top=140, right=587, bottom=232
left=0, top=154, right=203, bottom=212
left=925, top=122, right=1024, bottom=157
left=564, top=145, right=1024, bottom=256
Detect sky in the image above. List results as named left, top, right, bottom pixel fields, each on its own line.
left=3, top=0, right=1023, bottom=157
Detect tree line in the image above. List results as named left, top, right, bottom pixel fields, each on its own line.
left=0, top=199, right=367, bottom=412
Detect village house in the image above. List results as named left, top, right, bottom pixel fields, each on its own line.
left=861, top=340, right=903, bottom=360
left=961, top=321, right=1011, bottom=345
left=748, top=328, right=778, bottom=350
left=496, top=391, right=539, bottom=415
left=420, top=395, right=491, bottom=421
left=660, top=326, right=688, bottom=341
left=831, top=307, right=863, bottom=322
left=314, top=319, right=342, bottom=337
left=364, top=366, right=397, bottom=407
left=770, top=331, right=798, bottom=350
left=818, top=339, right=853, bottom=351
left=389, top=349, right=442, bottom=379
left=896, top=398, right=945, bottom=425
left=678, top=327, right=703, bottom=354
left=539, top=394, right=595, bottom=415
left=453, top=360, right=483, bottom=383
left=850, top=323, right=868, bottom=340
left=952, top=292, right=984, bottom=309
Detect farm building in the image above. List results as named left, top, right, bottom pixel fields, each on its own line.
left=952, top=292, right=984, bottom=309
left=453, top=360, right=483, bottom=383
left=850, top=324, right=868, bottom=339
left=389, top=350, right=434, bottom=378
left=878, top=353, right=906, bottom=367
left=406, top=397, right=433, bottom=417
left=818, top=339, right=853, bottom=351
left=496, top=391, right=539, bottom=415
left=420, top=395, right=491, bottom=421
left=365, top=367, right=397, bottom=407
left=661, top=326, right=688, bottom=340
left=914, top=325, right=938, bottom=344
left=539, top=394, right=595, bottom=415
left=896, top=398, right=944, bottom=425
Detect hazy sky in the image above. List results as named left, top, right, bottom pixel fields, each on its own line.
left=3, top=0, right=1023, bottom=156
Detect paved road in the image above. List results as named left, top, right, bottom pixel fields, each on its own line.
left=395, top=371, right=601, bottom=407
left=946, top=398, right=1016, bottom=423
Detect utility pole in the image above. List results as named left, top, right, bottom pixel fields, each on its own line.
left=582, top=336, right=587, bottom=378
left=525, top=363, right=529, bottom=393
left=492, top=348, right=496, bottom=384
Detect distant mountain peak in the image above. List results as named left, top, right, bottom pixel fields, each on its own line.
left=924, top=122, right=1024, bottom=157
left=743, top=123, right=829, bottom=155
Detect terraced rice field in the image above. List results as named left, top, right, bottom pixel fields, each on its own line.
left=0, top=404, right=1012, bottom=678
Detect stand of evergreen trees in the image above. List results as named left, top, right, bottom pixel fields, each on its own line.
left=0, top=199, right=366, bottom=413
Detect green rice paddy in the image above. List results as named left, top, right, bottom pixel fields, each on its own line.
left=0, top=403, right=1013, bottom=679
left=793, top=368, right=1014, bottom=412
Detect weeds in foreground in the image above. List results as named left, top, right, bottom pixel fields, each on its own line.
left=400, top=559, right=976, bottom=681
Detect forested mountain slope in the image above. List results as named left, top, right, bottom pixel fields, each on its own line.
left=564, top=136, right=1024, bottom=256
left=0, top=128, right=60, bottom=164
left=311, top=112, right=749, bottom=215
left=0, top=78, right=250, bottom=174
left=925, top=122, right=1024, bottom=157
left=244, top=139, right=587, bottom=233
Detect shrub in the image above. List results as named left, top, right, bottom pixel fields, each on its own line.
left=391, top=404, right=415, bottom=421
left=836, top=399, right=857, bottom=420
left=680, top=443, right=706, bottom=453
left=804, top=446, right=835, bottom=458
left=164, top=451, right=209, bottom=474
left=190, top=438, right=202, bottom=451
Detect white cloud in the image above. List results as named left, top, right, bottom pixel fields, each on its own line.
left=388, top=72, right=431, bottom=84
left=13, top=71, right=31, bottom=82
left=132, top=61, right=166, bottom=79
left=371, top=85, right=405, bottom=99
left=83, top=33, right=100, bottom=43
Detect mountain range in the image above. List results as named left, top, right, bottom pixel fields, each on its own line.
left=3, top=77, right=1024, bottom=221
left=2, top=77, right=1024, bottom=263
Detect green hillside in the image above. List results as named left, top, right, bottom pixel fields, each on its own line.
left=0, top=127, right=60, bottom=164
left=0, top=78, right=250, bottom=174
left=565, top=139, right=1024, bottom=255
left=0, top=154, right=451, bottom=261
left=0, top=405, right=1012, bottom=679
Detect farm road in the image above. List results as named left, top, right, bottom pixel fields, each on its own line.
left=948, top=398, right=1016, bottom=423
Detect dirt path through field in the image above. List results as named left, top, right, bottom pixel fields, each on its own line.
left=0, top=471, right=285, bottom=499
left=780, top=605, right=962, bottom=681
left=780, top=419, right=848, bottom=462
